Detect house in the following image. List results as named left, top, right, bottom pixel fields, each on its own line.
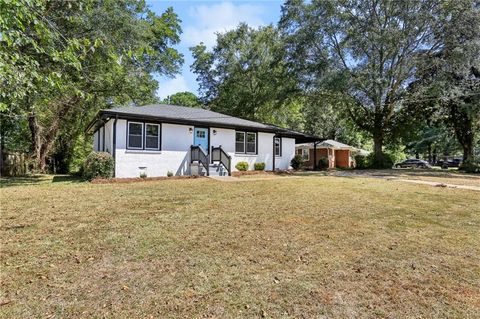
left=86, top=104, right=320, bottom=178
left=295, top=139, right=367, bottom=169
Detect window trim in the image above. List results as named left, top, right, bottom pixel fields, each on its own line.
left=126, top=121, right=162, bottom=151
left=127, top=121, right=144, bottom=150
left=145, top=123, right=161, bottom=151
left=235, top=131, right=258, bottom=155
left=246, top=132, right=257, bottom=155
left=274, top=137, right=282, bottom=157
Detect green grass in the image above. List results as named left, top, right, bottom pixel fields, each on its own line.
left=1, top=175, right=479, bottom=318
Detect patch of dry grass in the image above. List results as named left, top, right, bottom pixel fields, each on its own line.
left=1, top=175, right=479, bottom=318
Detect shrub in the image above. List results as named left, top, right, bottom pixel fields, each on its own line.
left=82, top=152, right=114, bottom=181
left=167, top=171, right=174, bottom=177
left=140, top=172, right=147, bottom=179
left=354, top=154, right=368, bottom=169
left=235, top=161, right=249, bottom=171
left=367, top=152, right=394, bottom=169
left=459, top=158, right=480, bottom=173
left=254, top=162, right=265, bottom=171
left=290, top=154, right=304, bottom=170
left=317, top=157, right=329, bottom=170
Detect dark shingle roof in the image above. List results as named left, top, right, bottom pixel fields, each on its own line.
left=88, top=104, right=321, bottom=142
left=108, top=104, right=273, bottom=130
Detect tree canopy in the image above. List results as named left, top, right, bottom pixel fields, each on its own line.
left=1, top=0, right=183, bottom=171
left=161, top=91, right=202, bottom=107
left=279, top=0, right=443, bottom=166
left=2, top=0, right=479, bottom=174
left=190, top=23, right=302, bottom=128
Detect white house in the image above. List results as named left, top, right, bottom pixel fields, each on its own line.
left=86, top=104, right=319, bottom=178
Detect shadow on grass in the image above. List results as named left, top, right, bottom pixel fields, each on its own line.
left=0, top=175, right=84, bottom=188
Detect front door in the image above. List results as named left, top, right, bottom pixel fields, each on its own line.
left=193, top=127, right=209, bottom=153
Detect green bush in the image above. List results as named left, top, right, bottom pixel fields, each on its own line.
left=459, top=158, right=480, bottom=173
left=235, top=161, right=249, bottom=171
left=254, top=162, right=265, bottom=170
left=354, top=154, right=368, bottom=169
left=82, top=152, right=114, bottom=181
left=290, top=154, right=304, bottom=170
left=167, top=171, right=174, bottom=177
left=317, top=157, right=329, bottom=170
left=367, top=152, right=394, bottom=169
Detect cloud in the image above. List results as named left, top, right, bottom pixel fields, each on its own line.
left=182, top=2, right=266, bottom=48
left=156, top=75, right=190, bottom=100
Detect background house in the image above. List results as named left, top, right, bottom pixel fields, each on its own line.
left=296, top=140, right=368, bottom=169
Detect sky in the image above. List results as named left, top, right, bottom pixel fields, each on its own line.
left=146, top=0, right=284, bottom=100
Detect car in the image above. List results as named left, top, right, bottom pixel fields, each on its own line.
left=394, top=159, right=432, bottom=169
left=441, top=158, right=462, bottom=169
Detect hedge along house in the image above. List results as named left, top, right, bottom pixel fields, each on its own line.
left=86, top=104, right=320, bottom=178
left=295, top=139, right=360, bottom=169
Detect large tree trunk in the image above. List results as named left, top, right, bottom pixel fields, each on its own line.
left=28, top=98, right=78, bottom=173
left=28, top=114, right=42, bottom=171
left=372, top=132, right=384, bottom=167
left=462, top=140, right=473, bottom=162
left=449, top=102, right=474, bottom=162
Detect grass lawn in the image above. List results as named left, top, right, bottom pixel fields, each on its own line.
left=1, top=175, right=479, bottom=318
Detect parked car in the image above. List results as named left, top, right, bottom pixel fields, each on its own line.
left=394, top=159, right=432, bottom=169
left=441, top=158, right=462, bottom=169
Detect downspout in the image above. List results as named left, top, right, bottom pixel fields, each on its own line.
left=272, top=134, right=276, bottom=171
left=102, top=124, right=105, bottom=152
left=112, top=115, right=118, bottom=177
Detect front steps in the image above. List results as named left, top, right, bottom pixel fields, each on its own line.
left=191, top=162, right=228, bottom=176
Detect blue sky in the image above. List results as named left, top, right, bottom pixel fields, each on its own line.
left=146, top=0, right=284, bottom=100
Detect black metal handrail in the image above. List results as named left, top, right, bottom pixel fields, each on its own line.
left=191, top=145, right=209, bottom=176
left=211, top=145, right=231, bottom=176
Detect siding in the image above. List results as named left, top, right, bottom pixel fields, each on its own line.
left=114, top=121, right=192, bottom=178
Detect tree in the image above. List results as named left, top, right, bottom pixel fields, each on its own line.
left=190, top=23, right=301, bottom=128
left=301, top=90, right=366, bottom=146
left=1, top=0, right=183, bottom=172
left=161, top=92, right=202, bottom=107
left=412, top=0, right=480, bottom=161
left=280, top=0, right=441, bottom=167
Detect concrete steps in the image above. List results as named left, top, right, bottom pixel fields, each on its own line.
left=191, top=162, right=228, bottom=176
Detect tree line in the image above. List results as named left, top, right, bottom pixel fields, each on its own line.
left=1, top=0, right=479, bottom=173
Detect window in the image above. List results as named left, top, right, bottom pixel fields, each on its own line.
left=145, top=124, right=160, bottom=150
left=235, top=132, right=245, bottom=153
left=128, top=122, right=143, bottom=149
left=246, top=132, right=256, bottom=154
left=235, top=131, right=257, bottom=154
left=274, top=137, right=282, bottom=156
left=196, top=130, right=206, bottom=138
left=127, top=121, right=161, bottom=150
left=301, top=148, right=309, bottom=160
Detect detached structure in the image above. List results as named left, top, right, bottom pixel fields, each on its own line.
left=86, top=104, right=320, bottom=178
left=296, top=139, right=366, bottom=169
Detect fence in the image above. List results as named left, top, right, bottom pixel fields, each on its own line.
left=1, top=152, right=28, bottom=177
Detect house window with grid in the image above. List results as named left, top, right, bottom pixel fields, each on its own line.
left=235, top=131, right=257, bottom=154
left=274, top=137, right=282, bottom=156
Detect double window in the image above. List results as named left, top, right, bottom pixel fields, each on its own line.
left=127, top=122, right=161, bottom=150
left=274, top=137, right=282, bottom=157
left=235, top=131, right=257, bottom=154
